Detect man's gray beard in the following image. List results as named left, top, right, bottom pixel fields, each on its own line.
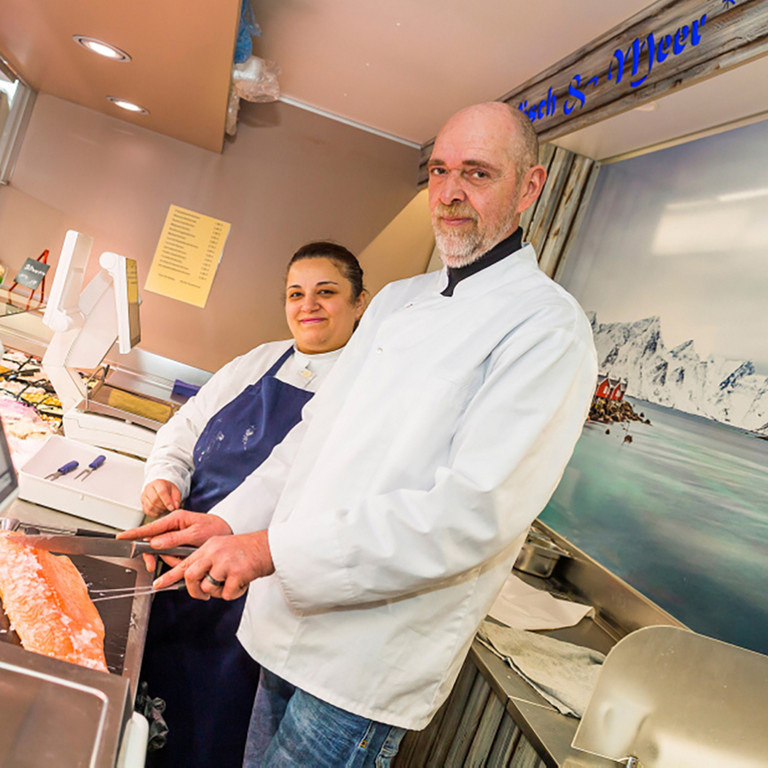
left=434, top=228, right=484, bottom=268
left=435, top=213, right=519, bottom=269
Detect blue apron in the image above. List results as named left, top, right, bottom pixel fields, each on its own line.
left=142, top=347, right=313, bottom=768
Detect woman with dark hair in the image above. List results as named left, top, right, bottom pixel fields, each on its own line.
left=139, top=241, right=366, bottom=768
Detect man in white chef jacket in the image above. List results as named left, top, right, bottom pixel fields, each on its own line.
left=127, top=101, right=598, bottom=767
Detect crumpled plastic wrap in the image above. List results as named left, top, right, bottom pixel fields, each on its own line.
left=226, top=55, right=281, bottom=135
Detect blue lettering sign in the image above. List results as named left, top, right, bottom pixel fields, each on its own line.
left=518, top=88, right=557, bottom=124
left=564, top=75, right=586, bottom=116
left=673, top=25, right=689, bottom=55
left=608, top=14, right=707, bottom=88
left=656, top=34, right=672, bottom=63
left=519, top=10, right=708, bottom=123
left=690, top=15, right=706, bottom=45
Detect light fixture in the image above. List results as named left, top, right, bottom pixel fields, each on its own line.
left=717, top=188, right=768, bottom=203
left=106, top=96, right=149, bottom=115
left=73, top=35, right=131, bottom=62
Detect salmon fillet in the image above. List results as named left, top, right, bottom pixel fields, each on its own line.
left=0, top=533, right=108, bottom=672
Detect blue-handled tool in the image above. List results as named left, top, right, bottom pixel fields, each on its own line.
left=44, top=460, right=79, bottom=481
left=75, top=454, right=106, bottom=481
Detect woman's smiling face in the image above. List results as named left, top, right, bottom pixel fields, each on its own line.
left=285, top=257, right=365, bottom=354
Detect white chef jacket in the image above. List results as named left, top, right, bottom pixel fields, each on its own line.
left=143, top=340, right=343, bottom=499
left=212, top=244, right=597, bottom=730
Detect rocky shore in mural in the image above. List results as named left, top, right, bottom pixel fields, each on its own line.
left=588, top=313, right=768, bottom=436
left=588, top=395, right=649, bottom=427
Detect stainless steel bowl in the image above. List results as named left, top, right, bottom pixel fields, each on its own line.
left=513, top=537, right=569, bottom=578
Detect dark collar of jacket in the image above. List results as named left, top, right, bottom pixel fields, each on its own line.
left=440, top=228, right=524, bottom=297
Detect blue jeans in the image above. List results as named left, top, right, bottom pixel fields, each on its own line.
left=243, top=668, right=406, bottom=768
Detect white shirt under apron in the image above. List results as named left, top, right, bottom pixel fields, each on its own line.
left=143, top=340, right=343, bottom=498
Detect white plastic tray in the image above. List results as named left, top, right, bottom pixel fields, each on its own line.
left=18, top=435, right=145, bottom=529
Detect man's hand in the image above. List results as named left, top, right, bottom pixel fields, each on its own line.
left=118, top=509, right=233, bottom=573
left=141, top=480, right=182, bottom=517
left=153, top=531, right=274, bottom=602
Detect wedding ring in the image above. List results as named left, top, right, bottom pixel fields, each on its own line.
left=204, top=573, right=225, bottom=588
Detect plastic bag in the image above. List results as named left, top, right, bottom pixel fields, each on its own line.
left=226, top=56, right=281, bottom=135
left=234, top=0, right=261, bottom=64
left=135, top=681, right=169, bottom=752
left=233, top=56, right=280, bottom=101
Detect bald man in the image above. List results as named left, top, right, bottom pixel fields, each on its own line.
left=125, top=102, right=597, bottom=767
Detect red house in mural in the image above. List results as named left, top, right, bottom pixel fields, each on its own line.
left=595, top=373, right=627, bottom=401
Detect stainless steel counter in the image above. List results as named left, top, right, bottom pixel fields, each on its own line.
left=395, top=523, right=686, bottom=768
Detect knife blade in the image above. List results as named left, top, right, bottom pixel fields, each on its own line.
left=15, top=534, right=197, bottom=559
left=1, top=517, right=117, bottom=537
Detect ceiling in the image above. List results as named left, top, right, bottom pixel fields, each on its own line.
left=0, top=0, right=766, bottom=160
left=252, top=0, right=653, bottom=144
left=0, top=0, right=240, bottom=153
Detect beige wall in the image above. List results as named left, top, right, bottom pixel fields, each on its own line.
left=359, top=188, right=434, bottom=294
left=0, top=95, right=424, bottom=371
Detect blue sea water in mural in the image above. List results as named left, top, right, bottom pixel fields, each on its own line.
left=541, top=398, right=768, bottom=655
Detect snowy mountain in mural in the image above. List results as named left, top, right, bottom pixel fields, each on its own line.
left=589, top=313, right=768, bottom=434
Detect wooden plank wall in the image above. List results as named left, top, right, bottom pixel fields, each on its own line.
left=419, top=141, right=599, bottom=282
left=394, top=655, right=549, bottom=768
left=521, top=143, right=599, bottom=281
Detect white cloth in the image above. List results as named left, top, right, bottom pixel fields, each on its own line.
left=143, top=340, right=343, bottom=499
left=488, top=572, right=594, bottom=631
left=476, top=620, right=604, bottom=718
left=213, top=244, right=598, bottom=730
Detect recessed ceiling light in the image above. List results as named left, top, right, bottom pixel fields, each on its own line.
left=106, top=96, right=149, bottom=115
left=635, top=101, right=659, bottom=112
left=73, top=35, right=131, bottom=62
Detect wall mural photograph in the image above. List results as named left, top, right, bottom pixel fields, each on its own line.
left=544, top=117, right=768, bottom=655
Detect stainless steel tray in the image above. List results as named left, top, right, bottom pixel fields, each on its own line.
left=0, top=504, right=154, bottom=765
left=0, top=641, right=132, bottom=767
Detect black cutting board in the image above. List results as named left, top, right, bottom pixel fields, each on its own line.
left=0, top=554, right=137, bottom=675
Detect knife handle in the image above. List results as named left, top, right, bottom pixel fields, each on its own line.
left=19, top=524, right=116, bottom=538
left=133, top=541, right=197, bottom=558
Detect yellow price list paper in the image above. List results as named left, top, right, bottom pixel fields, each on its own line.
left=145, top=205, right=231, bottom=308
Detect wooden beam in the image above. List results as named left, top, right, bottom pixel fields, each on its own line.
left=417, top=0, right=768, bottom=184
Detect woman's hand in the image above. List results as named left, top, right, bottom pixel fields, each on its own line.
left=153, top=530, right=274, bottom=602
left=141, top=479, right=182, bottom=517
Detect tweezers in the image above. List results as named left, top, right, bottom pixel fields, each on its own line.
left=90, top=583, right=186, bottom=602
